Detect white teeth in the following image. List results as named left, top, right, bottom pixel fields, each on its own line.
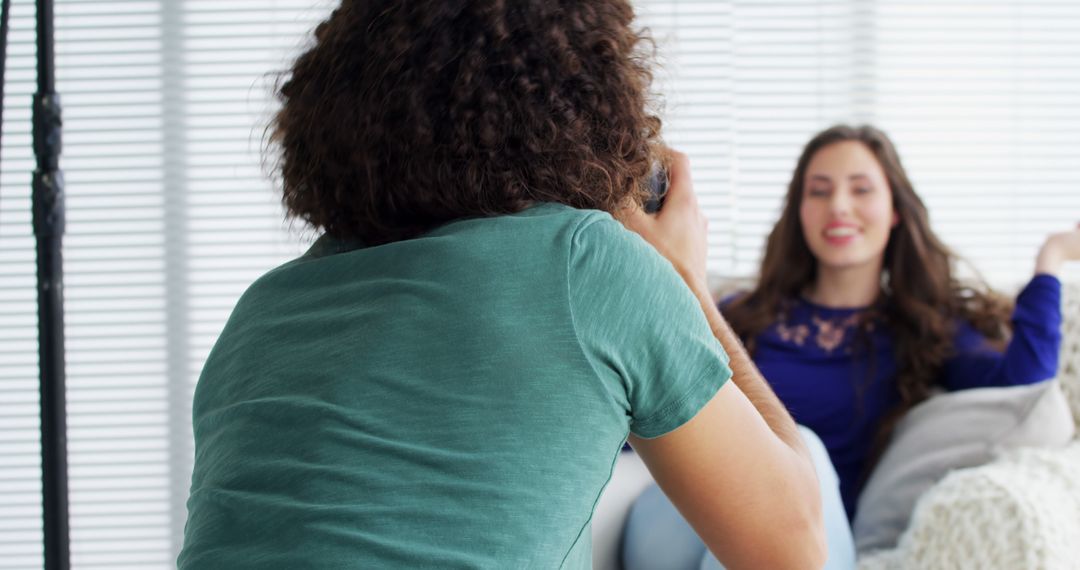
left=825, top=227, right=857, bottom=237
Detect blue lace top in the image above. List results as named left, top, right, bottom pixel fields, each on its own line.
left=720, top=274, right=1062, bottom=520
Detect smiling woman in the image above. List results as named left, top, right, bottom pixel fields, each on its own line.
left=722, top=125, right=1076, bottom=507
left=622, top=124, right=1080, bottom=570
left=799, top=141, right=901, bottom=306
left=3, top=1, right=1080, bottom=568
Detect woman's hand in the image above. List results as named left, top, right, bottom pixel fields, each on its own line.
left=1035, top=223, right=1080, bottom=276
left=618, top=150, right=710, bottom=290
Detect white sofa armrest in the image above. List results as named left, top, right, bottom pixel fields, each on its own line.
left=591, top=451, right=655, bottom=570
left=858, top=441, right=1080, bottom=570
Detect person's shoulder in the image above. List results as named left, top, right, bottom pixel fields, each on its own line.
left=492, top=203, right=631, bottom=253
left=514, top=202, right=612, bottom=229
left=557, top=206, right=657, bottom=261
left=948, top=313, right=1005, bottom=355
left=556, top=205, right=626, bottom=239
left=1020, top=273, right=1062, bottom=299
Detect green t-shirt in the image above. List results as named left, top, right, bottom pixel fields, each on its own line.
left=178, top=203, right=731, bottom=569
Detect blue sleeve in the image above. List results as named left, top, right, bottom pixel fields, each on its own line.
left=942, top=274, right=1062, bottom=391
left=717, top=292, right=745, bottom=311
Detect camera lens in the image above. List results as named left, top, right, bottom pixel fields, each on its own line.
left=644, top=167, right=668, bottom=214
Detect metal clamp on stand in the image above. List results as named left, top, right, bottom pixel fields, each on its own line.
left=33, top=92, right=64, bottom=237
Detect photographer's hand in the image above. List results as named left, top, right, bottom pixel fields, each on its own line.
left=617, top=147, right=812, bottom=479
left=618, top=150, right=710, bottom=289
left=620, top=151, right=827, bottom=569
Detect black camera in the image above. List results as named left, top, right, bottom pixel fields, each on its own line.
left=644, top=166, right=669, bottom=213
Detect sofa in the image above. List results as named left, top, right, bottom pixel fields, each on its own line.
left=590, top=281, right=1080, bottom=570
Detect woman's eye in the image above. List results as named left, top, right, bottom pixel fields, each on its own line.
left=855, top=186, right=872, bottom=194
left=807, top=188, right=829, bottom=197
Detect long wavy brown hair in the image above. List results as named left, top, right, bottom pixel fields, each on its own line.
left=268, top=0, right=663, bottom=246
left=724, top=125, right=1012, bottom=452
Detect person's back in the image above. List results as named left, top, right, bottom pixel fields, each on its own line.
left=179, top=204, right=732, bottom=568
left=179, top=1, right=829, bottom=567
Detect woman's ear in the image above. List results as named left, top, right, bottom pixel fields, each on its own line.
left=892, top=211, right=900, bottom=228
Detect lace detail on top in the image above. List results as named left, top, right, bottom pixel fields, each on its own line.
left=776, top=322, right=810, bottom=346
left=775, top=302, right=874, bottom=354
left=812, top=313, right=862, bottom=352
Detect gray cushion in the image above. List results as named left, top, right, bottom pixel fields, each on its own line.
left=852, top=381, right=1075, bottom=554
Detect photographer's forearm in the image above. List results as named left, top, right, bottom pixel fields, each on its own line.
left=685, top=279, right=809, bottom=458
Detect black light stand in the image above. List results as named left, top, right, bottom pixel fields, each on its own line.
left=0, top=0, right=68, bottom=567
left=31, top=0, right=70, bottom=566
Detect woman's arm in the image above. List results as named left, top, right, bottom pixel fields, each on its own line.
left=619, top=150, right=812, bottom=466
left=621, top=151, right=826, bottom=569
left=944, top=275, right=1062, bottom=390
left=944, top=223, right=1078, bottom=391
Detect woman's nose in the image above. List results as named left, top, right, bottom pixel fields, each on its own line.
left=828, top=189, right=852, bottom=215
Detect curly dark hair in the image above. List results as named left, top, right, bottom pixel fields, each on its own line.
left=269, top=0, right=663, bottom=246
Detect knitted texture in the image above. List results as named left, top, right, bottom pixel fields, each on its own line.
left=1057, top=282, right=1080, bottom=424
left=857, top=442, right=1080, bottom=570
left=858, top=282, right=1080, bottom=570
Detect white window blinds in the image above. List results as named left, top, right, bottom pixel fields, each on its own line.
left=1, top=1, right=329, bottom=567
left=636, top=0, right=1080, bottom=284
left=871, top=1, right=1080, bottom=285
left=1, top=1, right=1077, bottom=568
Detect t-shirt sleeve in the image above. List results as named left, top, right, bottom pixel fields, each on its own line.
left=566, top=213, right=732, bottom=439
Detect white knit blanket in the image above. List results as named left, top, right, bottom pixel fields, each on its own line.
left=857, top=282, right=1080, bottom=570
left=1057, top=282, right=1080, bottom=425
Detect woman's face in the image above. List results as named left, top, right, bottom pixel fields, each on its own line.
left=798, top=141, right=898, bottom=273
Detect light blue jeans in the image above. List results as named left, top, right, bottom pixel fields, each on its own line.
left=621, top=426, right=856, bottom=570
